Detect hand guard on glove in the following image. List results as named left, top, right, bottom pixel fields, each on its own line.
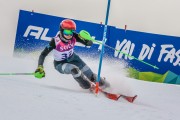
left=78, top=30, right=94, bottom=46
left=34, top=65, right=45, bottom=78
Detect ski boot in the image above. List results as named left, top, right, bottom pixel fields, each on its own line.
left=90, top=73, right=110, bottom=89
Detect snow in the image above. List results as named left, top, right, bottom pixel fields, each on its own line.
left=0, top=55, right=180, bottom=120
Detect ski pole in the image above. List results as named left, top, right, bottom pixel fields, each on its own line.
left=91, top=39, right=159, bottom=69
left=0, top=72, right=34, bottom=75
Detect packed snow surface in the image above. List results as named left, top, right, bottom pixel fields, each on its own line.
left=0, top=55, right=180, bottom=120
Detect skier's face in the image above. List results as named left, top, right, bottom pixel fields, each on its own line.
left=64, top=34, right=73, bottom=39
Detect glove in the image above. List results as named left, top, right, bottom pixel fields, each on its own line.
left=86, top=40, right=93, bottom=46
left=34, top=65, right=45, bottom=78
left=79, top=30, right=94, bottom=41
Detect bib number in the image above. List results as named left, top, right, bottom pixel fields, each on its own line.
left=61, top=50, right=73, bottom=60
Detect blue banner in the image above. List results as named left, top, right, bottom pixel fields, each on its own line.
left=14, top=10, right=180, bottom=75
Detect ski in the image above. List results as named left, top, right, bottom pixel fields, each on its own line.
left=118, top=94, right=137, bottom=103
left=87, top=78, right=137, bottom=102
left=99, top=89, right=121, bottom=101
left=90, top=83, right=137, bottom=102
left=100, top=89, right=137, bottom=103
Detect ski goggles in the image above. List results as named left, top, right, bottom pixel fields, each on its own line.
left=63, top=29, right=74, bottom=36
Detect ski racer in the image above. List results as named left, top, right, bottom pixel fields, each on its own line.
left=34, top=19, right=110, bottom=90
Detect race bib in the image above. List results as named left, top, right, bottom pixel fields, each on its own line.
left=53, top=36, right=76, bottom=61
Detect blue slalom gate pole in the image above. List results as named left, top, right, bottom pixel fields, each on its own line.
left=95, top=0, right=111, bottom=94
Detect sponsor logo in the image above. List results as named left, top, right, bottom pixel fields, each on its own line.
left=23, top=25, right=59, bottom=41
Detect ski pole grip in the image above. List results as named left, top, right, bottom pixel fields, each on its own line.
left=79, top=30, right=94, bottom=41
